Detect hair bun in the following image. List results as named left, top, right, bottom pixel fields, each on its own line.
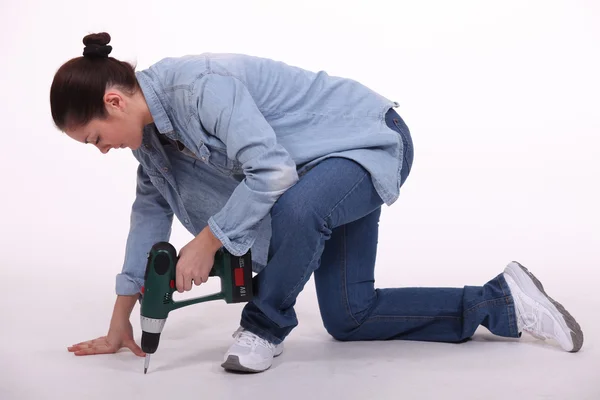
left=82, top=32, right=112, bottom=58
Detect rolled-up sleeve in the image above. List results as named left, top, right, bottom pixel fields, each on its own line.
left=196, top=73, right=298, bottom=256
left=115, top=164, right=174, bottom=295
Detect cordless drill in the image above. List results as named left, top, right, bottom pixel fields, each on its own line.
left=139, top=241, right=254, bottom=374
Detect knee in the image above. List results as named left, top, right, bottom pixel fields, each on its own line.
left=318, top=292, right=377, bottom=342
left=326, top=326, right=354, bottom=342
left=320, top=312, right=359, bottom=341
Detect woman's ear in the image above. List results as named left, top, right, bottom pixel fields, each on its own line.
left=104, top=90, right=126, bottom=112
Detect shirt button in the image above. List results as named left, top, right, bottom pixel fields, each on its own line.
left=163, top=167, right=168, bottom=172
left=201, top=157, right=206, bottom=161
left=184, top=219, right=189, bottom=224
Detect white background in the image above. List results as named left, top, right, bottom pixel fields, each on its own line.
left=1, top=0, right=598, bottom=399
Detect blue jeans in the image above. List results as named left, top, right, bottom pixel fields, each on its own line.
left=240, top=108, right=520, bottom=344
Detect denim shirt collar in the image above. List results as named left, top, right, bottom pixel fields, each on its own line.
left=136, top=71, right=174, bottom=135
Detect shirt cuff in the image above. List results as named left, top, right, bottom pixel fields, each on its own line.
left=115, top=272, right=143, bottom=296
left=208, top=215, right=254, bottom=256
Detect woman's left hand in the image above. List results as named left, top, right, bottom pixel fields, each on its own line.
left=175, top=226, right=223, bottom=292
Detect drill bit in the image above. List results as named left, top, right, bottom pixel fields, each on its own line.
left=144, top=354, right=151, bottom=374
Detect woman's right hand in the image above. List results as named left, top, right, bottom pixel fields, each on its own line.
left=68, top=318, right=146, bottom=356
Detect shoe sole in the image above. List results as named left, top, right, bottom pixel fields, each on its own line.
left=221, top=355, right=268, bottom=373
left=221, top=348, right=284, bottom=373
left=505, top=261, right=583, bottom=352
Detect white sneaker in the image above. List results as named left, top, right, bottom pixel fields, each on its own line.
left=221, top=327, right=284, bottom=372
left=503, top=261, right=583, bottom=352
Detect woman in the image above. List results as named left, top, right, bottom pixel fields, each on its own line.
left=56, top=33, right=583, bottom=373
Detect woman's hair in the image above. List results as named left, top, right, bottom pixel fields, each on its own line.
left=50, top=32, right=139, bottom=130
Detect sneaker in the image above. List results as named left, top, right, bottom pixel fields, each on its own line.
left=221, top=327, right=284, bottom=372
left=503, top=261, right=583, bottom=352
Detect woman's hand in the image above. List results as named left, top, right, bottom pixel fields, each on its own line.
left=176, top=226, right=223, bottom=292
left=67, top=319, right=145, bottom=357
left=67, top=294, right=143, bottom=356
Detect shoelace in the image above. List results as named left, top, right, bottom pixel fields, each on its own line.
left=233, top=329, right=276, bottom=349
left=519, top=303, right=550, bottom=340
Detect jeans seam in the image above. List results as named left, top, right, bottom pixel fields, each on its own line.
left=340, top=224, right=360, bottom=327
left=323, top=170, right=369, bottom=223
left=364, top=315, right=461, bottom=322
left=498, top=274, right=518, bottom=337
left=278, top=233, right=324, bottom=309
left=393, top=117, right=413, bottom=176
left=464, top=296, right=511, bottom=314
left=400, top=134, right=412, bottom=176
left=277, top=167, right=370, bottom=310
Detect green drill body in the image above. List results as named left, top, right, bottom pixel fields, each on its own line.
left=139, top=241, right=254, bottom=373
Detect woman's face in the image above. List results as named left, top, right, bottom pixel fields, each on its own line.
left=65, top=89, right=146, bottom=153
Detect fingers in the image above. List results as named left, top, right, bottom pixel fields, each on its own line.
left=67, top=337, right=106, bottom=352
left=69, top=341, right=115, bottom=356
left=178, top=270, right=203, bottom=291
left=73, top=346, right=109, bottom=356
left=180, top=275, right=207, bottom=291
left=192, top=273, right=207, bottom=286
left=176, top=262, right=209, bottom=292
left=124, top=340, right=146, bottom=357
left=176, top=268, right=185, bottom=293
left=184, top=275, right=193, bottom=291
left=67, top=341, right=97, bottom=352
left=177, top=272, right=194, bottom=292
left=72, top=337, right=104, bottom=346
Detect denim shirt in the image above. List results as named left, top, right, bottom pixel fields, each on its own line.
left=115, top=53, right=405, bottom=296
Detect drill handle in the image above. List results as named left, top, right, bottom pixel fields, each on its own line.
left=141, top=242, right=254, bottom=320
left=170, top=291, right=225, bottom=310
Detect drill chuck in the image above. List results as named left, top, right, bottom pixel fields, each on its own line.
left=141, top=316, right=166, bottom=354
left=142, top=332, right=161, bottom=354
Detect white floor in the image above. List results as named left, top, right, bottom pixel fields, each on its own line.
left=3, top=263, right=598, bottom=400
left=2, top=1, right=599, bottom=399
